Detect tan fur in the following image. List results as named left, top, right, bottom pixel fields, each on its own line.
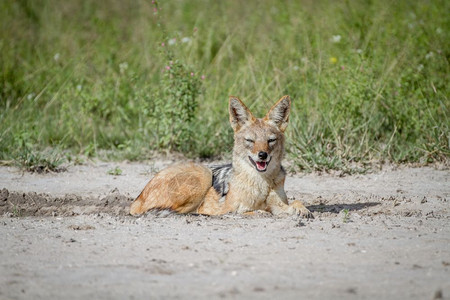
left=130, top=163, right=212, bottom=215
left=130, top=96, right=312, bottom=218
left=196, top=187, right=222, bottom=215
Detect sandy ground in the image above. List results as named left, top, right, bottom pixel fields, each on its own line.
left=0, top=161, right=449, bottom=300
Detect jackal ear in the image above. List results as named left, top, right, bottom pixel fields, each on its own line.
left=229, top=96, right=255, bottom=132
left=265, top=95, right=291, bottom=132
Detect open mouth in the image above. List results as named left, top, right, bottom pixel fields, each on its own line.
left=249, top=156, right=271, bottom=172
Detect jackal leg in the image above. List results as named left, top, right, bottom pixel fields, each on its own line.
left=265, top=185, right=313, bottom=218
left=196, top=187, right=225, bottom=215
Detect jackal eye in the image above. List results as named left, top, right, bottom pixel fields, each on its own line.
left=245, top=138, right=254, bottom=143
left=268, top=138, right=277, bottom=144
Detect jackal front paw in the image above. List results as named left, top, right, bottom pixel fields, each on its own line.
left=289, top=200, right=314, bottom=219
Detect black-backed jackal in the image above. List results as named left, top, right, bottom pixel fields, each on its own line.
left=130, top=96, right=312, bottom=217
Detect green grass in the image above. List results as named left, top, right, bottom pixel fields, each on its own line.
left=342, top=209, right=350, bottom=223
left=107, top=166, right=122, bottom=176
left=0, top=0, right=448, bottom=171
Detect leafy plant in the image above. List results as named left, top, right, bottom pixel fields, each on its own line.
left=107, top=166, right=123, bottom=176
left=342, top=209, right=350, bottom=223
left=147, top=58, right=202, bottom=151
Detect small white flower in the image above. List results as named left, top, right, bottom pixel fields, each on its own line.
left=355, top=49, right=363, bottom=54
left=436, top=27, right=442, bottom=34
left=293, top=65, right=300, bottom=71
left=181, top=37, right=191, bottom=43
left=27, top=93, right=35, bottom=100
left=54, top=53, right=60, bottom=61
left=119, top=62, right=128, bottom=74
left=301, top=57, right=308, bottom=63
left=425, top=52, right=434, bottom=60
left=331, top=35, right=341, bottom=43
left=76, top=85, right=82, bottom=91
left=168, top=38, right=176, bottom=45
left=417, top=64, right=424, bottom=71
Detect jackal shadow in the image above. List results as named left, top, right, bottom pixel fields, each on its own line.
left=307, top=202, right=380, bottom=214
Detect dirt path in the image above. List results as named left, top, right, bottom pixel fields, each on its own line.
left=0, top=162, right=449, bottom=299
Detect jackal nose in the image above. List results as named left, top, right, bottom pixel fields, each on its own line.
left=258, top=151, right=268, bottom=160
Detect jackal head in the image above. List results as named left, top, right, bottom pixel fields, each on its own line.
left=229, top=95, right=291, bottom=173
